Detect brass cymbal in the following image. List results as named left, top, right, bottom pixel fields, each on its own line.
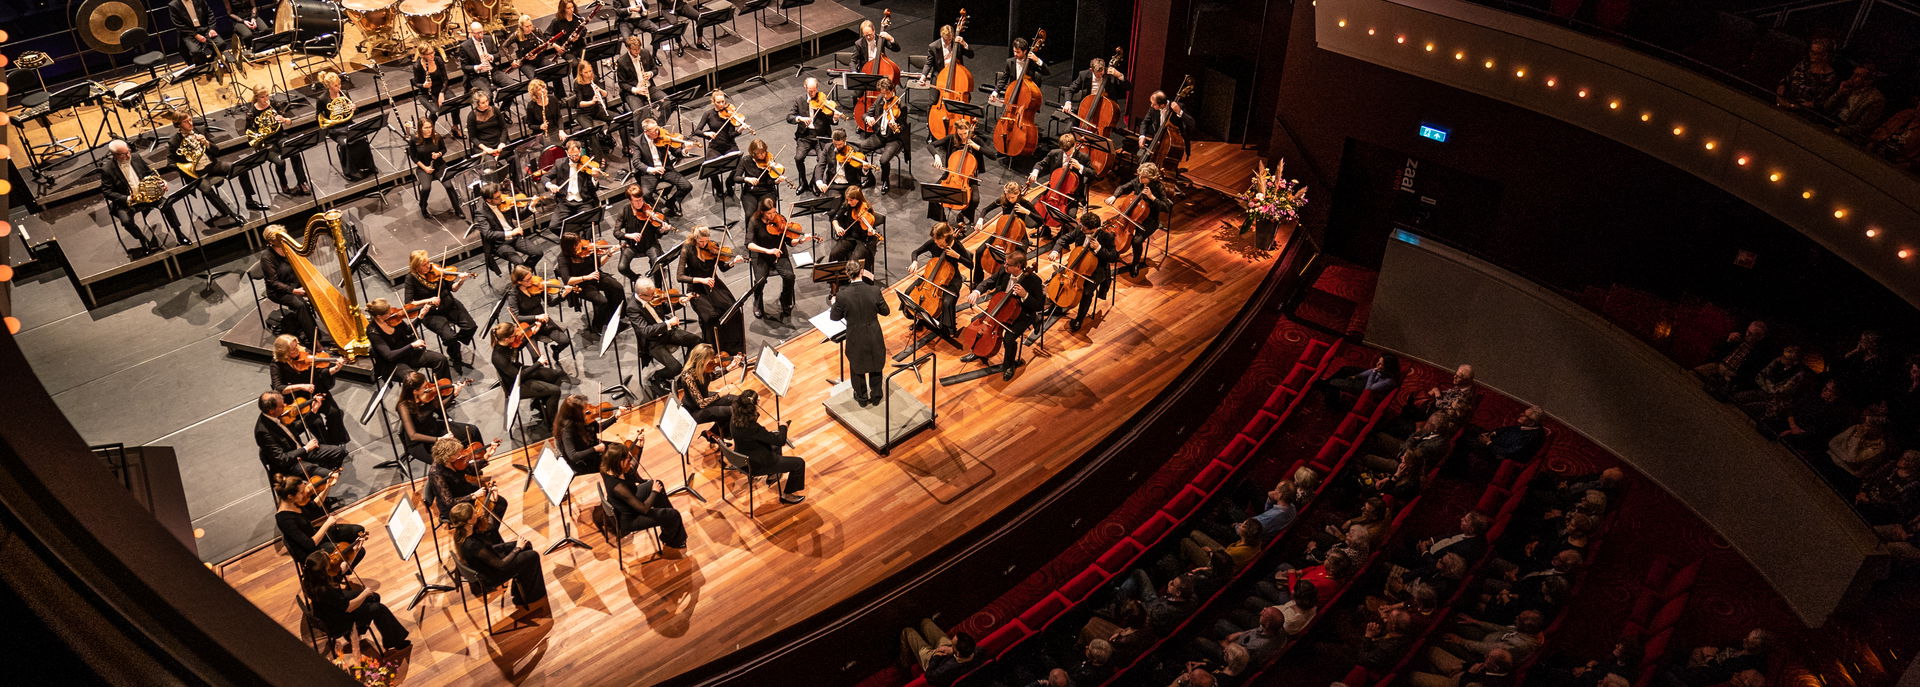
left=75, top=0, right=151, bottom=54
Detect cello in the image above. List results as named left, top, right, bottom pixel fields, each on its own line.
left=851, top=9, right=902, bottom=133
left=1037, top=137, right=1085, bottom=230
left=904, top=235, right=964, bottom=319
left=1101, top=189, right=1154, bottom=266
left=992, top=29, right=1047, bottom=158
left=926, top=10, right=974, bottom=141
left=974, top=203, right=1029, bottom=278
left=1043, top=242, right=1100, bottom=311
left=958, top=280, right=1024, bottom=360
left=1073, top=47, right=1125, bottom=175
left=937, top=118, right=982, bottom=212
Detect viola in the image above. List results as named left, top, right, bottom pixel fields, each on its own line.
left=1044, top=242, right=1100, bottom=310
left=414, top=377, right=473, bottom=404
left=448, top=438, right=503, bottom=474
left=751, top=156, right=793, bottom=187
left=926, top=9, right=974, bottom=141
left=521, top=276, right=578, bottom=296
left=1073, top=47, right=1125, bottom=175
left=761, top=209, right=816, bottom=243
left=992, top=28, right=1047, bottom=158
left=808, top=92, right=842, bottom=119
left=582, top=400, right=629, bottom=426
left=419, top=262, right=475, bottom=285
left=848, top=201, right=883, bottom=242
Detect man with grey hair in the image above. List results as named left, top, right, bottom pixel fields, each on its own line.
left=1471, top=405, right=1549, bottom=465
left=788, top=76, right=837, bottom=189
left=95, top=139, right=183, bottom=254
left=628, top=276, right=701, bottom=392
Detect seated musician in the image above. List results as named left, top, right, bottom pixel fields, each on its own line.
left=457, top=22, right=512, bottom=91
left=600, top=441, right=690, bottom=553
left=745, top=197, right=808, bottom=322
left=168, top=108, right=262, bottom=223
left=1062, top=57, right=1131, bottom=111
left=635, top=119, right=693, bottom=217
left=255, top=391, right=349, bottom=480
left=508, top=265, right=576, bottom=363
left=365, top=298, right=454, bottom=381
left=505, top=15, right=547, bottom=84
left=300, top=549, right=411, bottom=654
left=907, top=222, right=974, bottom=335
left=545, top=0, right=587, bottom=60
left=815, top=129, right=871, bottom=193
left=543, top=139, right=602, bottom=235
left=428, top=436, right=506, bottom=522
left=524, top=79, right=564, bottom=146
left=558, top=232, right=627, bottom=335
left=857, top=78, right=910, bottom=193
left=270, top=334, right=350, bottom=444
left=678, top=344, right=738, bottom=442
left=272, top=474, right=360, bottom=570
left=413, top=46, right=462, bottom=137
left=698, top=89, right=744, bottom=158
left=227, top=0, right=268, bottom=55
left=449, top=501, right=548, bottom=608
left=566, top=59, right=616, bottom=159
left=673, top=0, right=713, bottom=52
left=977, top=181, right=1041, bottom=281
left=959, top=248, right=1048, bottom=382
left=1136, top=90, right=1195, bottom=159
left=405, top=250, right=479, bottom=369
left=407, top=116, right=450, bottom=220
left=616, top=183, right=670, bottom=282
left=614, top=36, right=660, bottom=135
left=477, top=183, right=543, bottom=270
left=929, top=116, right=983, bottom=224
left=829, top=185, right=882, bottom=273
left=241, top=87, right=312, bottom=197
left=261, top=227, right=320, bottom=338
left=678, top=228, right=747, bottom=355
left=730, top=389, right=809, bottom=504
left=788, top=77, right=839, bottom=189
left=1044, top=211, right=1122, bottom=333
left=316, top=71, right=379, bottom=182
left=168, top=0, right=220, bottom=65
left=97, top=139, right=181, bottom=255
left=737, top=139, right=783, bottom=213
left=396, top=371, right=482, bottom=467
left=466, top=89, right=514, bottom=183
left=1027, top=132, right=1092, bottom=207
left=490, top=322, right=566, bottom=423
left=630, top=278, right=702, bottom=391
left=553, top=395, right=607, bottom=473
left=616, top=0, right=668, bottom=39
left=1103, top=162, right=1175, bottom=276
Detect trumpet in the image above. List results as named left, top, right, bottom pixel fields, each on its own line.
left=318, top=95, right=355, bottom=128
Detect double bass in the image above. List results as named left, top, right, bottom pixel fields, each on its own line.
left=851, top=9, right=902, bottom=133
left=1145, top=75, right=1195, bottom=170
left=1074, top=47, right=1125, bottom=175
left=992, top=29, right=1047, bottom=158
left=926, top=9, right=973, bottom=141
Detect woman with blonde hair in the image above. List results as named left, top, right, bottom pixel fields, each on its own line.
left=315, top=71, right=377, bottom=180
left=269, top=333, right=350, bottom=443
left=678, top=344, right=739, bottom=442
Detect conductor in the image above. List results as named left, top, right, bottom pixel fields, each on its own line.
left=830, top=269, right=890, bottom=407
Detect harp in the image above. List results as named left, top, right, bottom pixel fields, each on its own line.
left=264, top=212, right=372, bottom=359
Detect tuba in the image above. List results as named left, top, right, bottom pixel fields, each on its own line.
left=129, top=173, right=169, bottom=205
left=263, top=213, right=372, bottom=359
left=246, top=107, right=282, bottom=147
left=319, top=95, right=356, bottom=128
left=175, top=133, right=212, bottom=177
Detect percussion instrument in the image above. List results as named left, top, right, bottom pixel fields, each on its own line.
left=341, top=0, right=397, bottom=35
left=462, top=0, right=499, bottom=23
left=400, top=0, right=453, bottom=38
left=292, top=0, right=346, bottom=57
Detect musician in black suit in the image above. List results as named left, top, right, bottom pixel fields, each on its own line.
left=992, top=37, right=1050, bottom=97
left=960, top=248, right=1047, bottom=381
left=816, top=129, right=870, bottom=193
left=168, top=109, right=260, bottom=224
left=852, top=18, right=899, bottom=68
left=925, top=23, right=974, bottom=77
left=255, top=391, right=349, bottom=480
left=616, top=0, right=670, bottom=39
left=858, top=79, right=910, bottom=193
left=1136, top=90, right=1195, bottom=157
left=457, top=22, right=512, bottom=91
left=1063, top=57, right=1130, bottom=107
left=634, top=119, right=693, bottom=215
left=98, top=139, right=180, bottom=254
left=1028, top=132, right=1092, bottom=206
left=239, top=87, right=313, bottom=196
left=168, top=0, right=220, bottom=65
left=613, top=36, right=660, bottom=140
left=1044, top=212, right=1121, bottom=332
left=227, top=0, right=269, bottom=54
left=788, top=77, right=838, bottom=189
left=261, top=231, right=320, bottom=338
left=629, top=277, right=702, bottom=389
left=1104, top=162, right=1175, bottom=276
left=543, top=139, right=602, bottom=235
left=830, top=269, right=889, bottom=405
left=477, top=183, right=543, bottom=270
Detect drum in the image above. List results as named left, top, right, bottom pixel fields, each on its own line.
left=290, top=0, right=345, bottom=57
left=462, top=0, right=498, bottom=23
left=342, top=0, right=398, bottom=34
left=400, top=0, right=453, bottom=37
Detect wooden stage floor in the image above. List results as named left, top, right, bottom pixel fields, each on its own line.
left=217, top=184, right=1279, bottom=685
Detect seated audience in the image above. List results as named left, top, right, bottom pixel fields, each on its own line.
left=1827, top=412, right=1892, bottom=483
left=1775, top=38, right=1840, bottom=113
left=1663, top=629, right=1773, bottom=687
left=1692, top=321, right=1771, bottom=390
left=1733, top=345, right=1811, bottom=420
left=1867, top=99, right=1920, bottom=169
left=1831, top=330, right=1895, bottom=402
left=1468, top=406, right=1548, bottom=466
left=1314, top=354, right=1402, bottom=408
left=899, top=620, right=977, bottom=687
left=1396, top=364, right=1477, bottom=430
left=1411, top=647, right=1515, bottom=687
left=1182, top=518, right=1266, bottom=569
left=1854, top=450, right=1920, bottom=525
left=1769, top=379, right=1855, bottom=453
left=1354, top=609, right=1416, bottom=672
left=1194, top=605, right=1286, bottom=666
left=1822, top=64, right=1887, bottom=140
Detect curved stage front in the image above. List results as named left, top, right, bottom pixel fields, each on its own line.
left=217, top=186, right=1284, bottom=685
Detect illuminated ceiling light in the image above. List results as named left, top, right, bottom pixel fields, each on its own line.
left=1900, top=249, right=1913, bottom=260
left=1801, top=190, right=1815, bottom=199
left=1545, top=77, right=1557, bottom=87
left=1338, top=19, right=1348, bottom=27
left=1608, top=100, right=1620, bottom=110
left=1577, top=89, right=1589, bottom=98
left=1834, top=209, right=1847, bottom=219
left=1639, top=112, right=1651, bottom=122
left=1483, top=59, right=1495, bottom=69
left=1514, top=68, right=1527, bottom=78
left=1672, top=126, right=1684, bottom=136
left=1425, top=43, right=1436, bottom=52
left=4, top=318, right=18, bottom=335
left=1454, top=51, right=1466, bottom=60
left=0, top=264, right=11, bottom=283
left=1396, top=35, right=1407, bottom=44
left=1703, top=141, right=1716, bottom=150
left=1367, top=27, right=1376, bottom=36
left=1736, top=156, right=1749, bottom=166
left=1865, top=227, right=1880, bottom=238
left=1768, top=172, right=1782, bottom=182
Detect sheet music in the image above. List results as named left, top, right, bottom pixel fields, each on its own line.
left=386, top=496, right=427, bottom=562
left=658, top=401, right=697, bottom=457
left=811, top=308, right=847, bottom=340
left=791, top=249, right=815, bottom=269
left=504, top=371, right=524, bottom=430
left=754, top=345, right=794, bottom=398
left=598, top=300, right=624, bottom=357
left=532, top=445, right=574, bottom=508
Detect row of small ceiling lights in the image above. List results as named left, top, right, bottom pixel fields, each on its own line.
left=1335, top=17, right=1911, bottom=262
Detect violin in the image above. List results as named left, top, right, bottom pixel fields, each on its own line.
left=761, top=209, right=817, bottom=242
left=497, top=321, right=540, bottom=348
left=448, top=438, right=503, bottom=476
left=637, top=287, right=694, bottom=308
left=493, top=192, right=544, bottom=213
left=279, top=395, right=324, bottom=425
left=717, top=104, right=755, bottom=134
left=751, top=155, right=794, bottom=187
left=413, top=377, right=473, bottom=404
left=695, top=236, right=741, bottom=262
left=285, top=347, right=344, bottom=372
left=706, top=351, right=752, bottom=377
left=576, top=155, right=605, bottom=176
left=848, top=200, right=880, bottom=239
left=582, top=400, right=631, bottom=426
left=375, top=301, right=431, bottom=327
left=835, top=146, right=870, bottom=169
left=808, top=92, right=842, bottom=118
left=651, top=129, right=700, bottom=150
left=573, top=238, right=617, bottom=260
left=419, top=262, right=475, bottom=285
left=520, top=275, right=578, bottom=296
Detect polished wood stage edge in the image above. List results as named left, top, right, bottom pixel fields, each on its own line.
left=218, top=184, right=1280, bottom=686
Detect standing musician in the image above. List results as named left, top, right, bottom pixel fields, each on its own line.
left=816, top=129, right=870, bottom=193
left=858, top=78, right=909, bottom=193
left=97, top=139, right=181, bottom=254
left=635, top=119, right=693, bottom=216
left=745, top=197, right=807, bottom=321
left=317, top=71, right=378, bottom=182
left=413, top=46, right=462, bottom=137
left=906, top=222, right=973, bottom=335
left=929, top=116, right=983, bottom=223
left=1136, top=90, right=1195, bottom=160
left=467, top=89, right=514, bottom=183
left=558, top=232, right=626, bottom=335
left=256, top=391, right=349, bottom=480
left=543, top=139, right=602, bottom=235
left=617, top=183, right=671, bottom=282
left=365, top=298, right=454, bottom=380
left=407, top=116, right=450, bottom=219
left=959, top=248, right=1047, bottom=382
left=300, top=548, right=412, bottom=655
left=168, top=0, right=220, bottom=65
left=788, top=77, right=838, bottom=190
left=449, top=500, right=548, bottom=608
left=1063, top=57, right=1130, bottom=109
left=678, top=344, right=739, bottom=440
left=925, top=23, right=975, bottom=80
left=631, top=278, right=702, bottom=389
left=397, top=371, right=483, bottom=467
left=478, top=183, right=544, bottom=270
left=1104, top=162, right=1175, bottom=276
left=506, top=15, right=548, bottom=83
left=269, top=334, right=351, bottom=444
left=830, top=185, right=882, bottom=274
left=405, top=250, right=480, bottom=369
left=698, top=89, right=746, bottom=158
left=457, top=22, right=512, bottom=91
left=490, top=322, right=566, bottom=422
left=1045, top=211, right=1121, bottom=332
left=524, top=80, right=564, bottom=147
left=241, top=87, right=312, bottom=197
left=678, top=228, right=747, bottom=354
left=992, top=37, right=1050, bottom=101
left=852, top=19, right=900, bottom=68
left=545, top=0, right=588, bottom=62
left=168, top=109, right=263, bottom=222
left=508, top=265, right=577, bottom=363
left=566, top=59, right=616, bottom=159
left=599, top=442, right=690, bottom=553
left=614, top=36, right=660, bottom=136
left=1029, top=132, right=1092, bottom=206
left=261, top=228, right=319, bottom=337
left=428, top=436, right=507, bottom=522
left=736, top=139, right=784, bottom=212
left=830, top=272, right=889, bottom=407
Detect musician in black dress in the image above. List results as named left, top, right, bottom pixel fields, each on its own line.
left=490, top=322, right=567, bottom=422
left=302, top=549, right=411, bottom=653
left=905, top=222, right=973, bottom=335
left=168, top=0, right=220, bottom=65
left=413, top=46, right=462, bottom=137
left=467, top=89, right=514, bottom=183
left=698, top=89, right=744, bottom=158
left=509, top=266, right=576, bottom=361
left=317, top=71, right=378, bottom=181
left=168, top=109, right=261, bottom=222
left=635, top=119, right=693, bottom=216
left=524, top=79, right=564, bottom=147
left=428, top=436, right=507, bottom=522
left=241, top=87, right=312, bottom=196
left=1045, top=211, right=1121, bottom=332
left=830, top=185, right=882, bottom=273
left=545, top=0, right=587, bottom=62
left=457, top=21, right=512, bottom=91
left=408, top=116, right=450, bottom=219
left=1104, top=162, right=1175, bottom=276
left=261, top=232, right=320, bottom=338
left=98, top=139, right=180, bottom=254
left=630, top=278, right=702, bottom=389
left=737, top=139, right=784, bottom=213
left=614, top=36, right=660, bottom=141
left=478, top=184, right=543, bottom=270
left=858, top=79, right=909, bottom=193
left=405, top=250, right=479, bottom=368
left=505, top=15, right=548, bottom=84
left=397, top=371, right=481, bottom=466
left=270, top=334, right=351, bottom=444
left=599, top=441, right=690, bottom=551
left=730, top=390, right=808, bottom=503
left=788, top=77, right=839, bottom=189
left=558, top=232, right=626, bottom=335
left=450, top=501, right=548, bottom=607
left=678, top=344, right=737, bottom=440
left=830, top=272, right=889, bottom=407
left=273, top=474, right=360, bottom=570
left=745, top=197, right=808, bottom=321
left=679, top=228, right=747, bottom=354
left=566, top=59, right=615, bottom=160
left=959, top=248, right=1048, bottom=381
left=256, top=391, right=349, bottom=479
left=929, top=116, right=983, bottom=223
left=543, top=139, right=602, bottom=235
left=365, top=298, right=454, bottom=381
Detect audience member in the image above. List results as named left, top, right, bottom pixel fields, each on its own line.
left=899, top=620, right=977, bottom=686
left=1693, top=321, right=1770, bottom=390
left=1831, top=331, right=1896, bottom=401
left=1854, top=450, right=1920, bottom=525
left=1469, top=406, right=1549, bottom=465
left=1822, top=64, right=1887, bottom=140
left=1195, top=605, right=1286, bottom=666
left=1827, top=412, right=1892, bottom=482
left=1314, top=355, right=1402, bottom=408
left=1182, top=519, right=1266, bottom=569
left=1412, top=647, right=1516, bottom=687
left=1868, top=99, right=1920, bottom=168
left=1435, top=610, right=1546, bottom=664
left=1871, top=512, right=1920, bottom=561
left=1769, top=379, right=1855, bottom=452
left=1109, top=570, right=1197, bottom=637
left=1068, top=638, right=1115, bottom=685
left=1894, top=356, right=1920, bottom=443
left=1664, top=629, right=1772, bottom=687
left=1402, top=511, right=1491, bottom=570
left=1734, top=345, right=1811, bottom=419
left=1775, top=38, right=1840, bottom=112
left=1400, top=364, right=1478, bottom=428
left=1354, top=609, right=1416, bottom=671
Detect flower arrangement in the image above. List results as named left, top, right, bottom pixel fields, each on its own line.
left=336, top=654, right=400, bottom=686
left=1237, top=160, right=1309, bottom=225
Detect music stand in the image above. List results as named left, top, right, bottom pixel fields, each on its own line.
left=698, top=150, right=742, bottom=227
left=647, top=19, right=689, bottom=76
left=386, top=496, right=455, bottom=608
left=694, top=5, right=736, bottom=89
left=941, top=99, right=984, bottom=120
left=531, top=445, right=593, bottom=554
left=778, top=0, right=817, bottom=60
left=753, top=344, right=793, bottom=423
left=659, top=83, right=702, bottom=133
left=656, top=400, right=703, bottom=501
left=737, top=0, right=774, bottom=85
left=791, top=191, right=840, bottom=242
left=840, top=71, right=884, bottom=94
left=596, top=300, right=634, bottom=400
